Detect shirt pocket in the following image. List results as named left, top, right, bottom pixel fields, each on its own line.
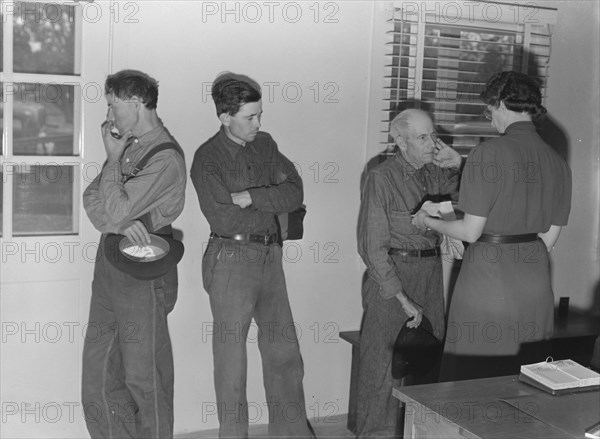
left=388, top=209, right=418, bottom=235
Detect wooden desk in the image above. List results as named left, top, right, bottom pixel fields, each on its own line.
left=393, top=375, right=600, bottom=439
left=340, top=315, right=600, bottom=434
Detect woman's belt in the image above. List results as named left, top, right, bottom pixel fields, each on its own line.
left=389, top=247, right=441, bottom=258
left=210, top=232, right=278, bottom=246
left=477, top=233, right=539, bottom=244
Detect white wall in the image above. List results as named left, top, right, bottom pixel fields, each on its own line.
left=542, top=0, right=600, bottom=313
left=106, top=1, right=372, bottom=433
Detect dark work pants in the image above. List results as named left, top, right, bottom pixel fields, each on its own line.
left=202, top=238, right=313, bottom=439
left=356, top=255, right=444, bottom=439
left=82, top=237, right=177, bottom=439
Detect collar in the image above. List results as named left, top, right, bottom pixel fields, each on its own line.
left=218, top=126, right=259, bottom=155
left=504, top=120, right=536, bottom=134
left=393, top=151, right=430, bottom=181
left=132, top=124, right=166, bottom=148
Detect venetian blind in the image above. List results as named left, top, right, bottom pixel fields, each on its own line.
left=381, top=1, right=557, bottom=155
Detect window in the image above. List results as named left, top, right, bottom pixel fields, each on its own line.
left=1, top=0, right=86, bottom=237
left=378, top=1, right=557, bottom=155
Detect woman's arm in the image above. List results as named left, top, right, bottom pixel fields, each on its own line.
left=413, top=211, right=487, bottom=243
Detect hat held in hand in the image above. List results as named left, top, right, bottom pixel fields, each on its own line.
left=392, top=315, right=443, bottom=379
left=104, top=232, right=184, bottom=280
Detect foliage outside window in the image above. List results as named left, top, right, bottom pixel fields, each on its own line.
left=1, top=0, right=84, bottom=237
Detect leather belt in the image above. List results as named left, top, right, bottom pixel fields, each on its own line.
left=477, top=233, right=539, bottom=244
left=210, top=232, right=278, bottom=246
left=389, top=247, right=441, bottom=258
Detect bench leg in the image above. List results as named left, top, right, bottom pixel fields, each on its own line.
left=347, top=344, right=359, bottom=434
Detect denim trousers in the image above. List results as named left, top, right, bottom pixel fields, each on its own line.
left=202, top=238, right=313, bottom=439
left=82, top=236, right=177, bottom=439
left=356, top=255, right=444, bottom=439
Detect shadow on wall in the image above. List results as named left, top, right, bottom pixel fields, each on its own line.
left=539, top=112, right=570, bottom=163
left=589, top=280, right=600, bottom=316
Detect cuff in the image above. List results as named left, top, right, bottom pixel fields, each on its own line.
left=378, top=275, right=404, bottom=300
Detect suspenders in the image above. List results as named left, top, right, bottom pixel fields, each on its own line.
left=122, top=142, right=181, bottom=234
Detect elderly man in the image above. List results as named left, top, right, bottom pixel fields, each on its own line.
left=190, top=72, right=314, bottom=439
left=356, top=109, right=462, bottom=438
left=82, top=70, right=186, bottom=439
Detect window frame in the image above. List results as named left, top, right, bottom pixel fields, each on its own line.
left=1, top=0, right=88, bottom=238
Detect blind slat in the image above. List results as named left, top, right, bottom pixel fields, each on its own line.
left=381, top=2, right=554, bottom=151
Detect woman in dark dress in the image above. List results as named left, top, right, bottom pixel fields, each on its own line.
left=412, top=71, right=572, bottom=380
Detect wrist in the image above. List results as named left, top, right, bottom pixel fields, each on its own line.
left=424, top=216, right=432, bottom=231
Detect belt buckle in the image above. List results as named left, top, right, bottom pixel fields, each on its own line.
left=264, top=234, right=270, bottom=245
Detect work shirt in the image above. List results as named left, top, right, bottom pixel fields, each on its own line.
left=83, top=125, right=186, bottom=233
left=357, top=153, right=459, bottom=299
left=190, top=128, right=302, bottom=236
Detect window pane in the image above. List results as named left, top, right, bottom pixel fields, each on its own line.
left=1, top=9, right=4, bottom=72
left=13, top=165, right=75, bottom=235
left=13, top=1, right=76, bottom=75
left=423, top=27, right=518, bottom=122
left=13, top=82, right=77, bottom=156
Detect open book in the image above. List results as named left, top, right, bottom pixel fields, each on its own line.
left=519, top=358, right=600, bottom=395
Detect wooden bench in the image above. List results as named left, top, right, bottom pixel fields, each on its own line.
left=340, top=314, right=600, bottom=434
left=339, top=331, right=361, bottom=434
left=551, top=314, right=600, bottom=364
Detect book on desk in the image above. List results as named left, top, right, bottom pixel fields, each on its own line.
left=586, top=420, right=600, bottom=439
left=519, top=358, right=600, bottom=395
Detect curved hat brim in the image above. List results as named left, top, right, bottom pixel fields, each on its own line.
left=104, top=234, right=184, bottom=280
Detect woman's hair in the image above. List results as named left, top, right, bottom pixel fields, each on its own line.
left=211, top=72, right=262, bottom=116
left=480, top=71, right=547, bottom=119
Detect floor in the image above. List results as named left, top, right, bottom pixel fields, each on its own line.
left=174, top=414, right=355, bottom=438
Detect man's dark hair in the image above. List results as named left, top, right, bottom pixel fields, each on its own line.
left=480, top=70, right=547, bottom=120
left=211, top=72, right=261, bottom=116
left=105, top=69, right=159, bottom=109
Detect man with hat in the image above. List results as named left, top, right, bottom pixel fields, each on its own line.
left=82, top=69, right=186, bottom=439
left=190, top=72, right=314, bottom=438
